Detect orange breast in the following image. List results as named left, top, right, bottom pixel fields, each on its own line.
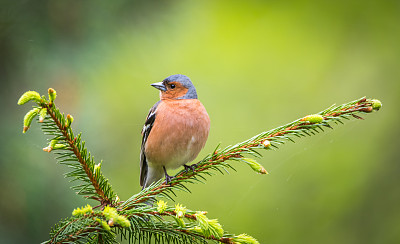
left=144, top=99, right=210, bottom=169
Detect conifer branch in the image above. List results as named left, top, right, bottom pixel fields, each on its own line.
left=18, top=89, right=116, bottom=206
left=47, top=202, right=253, bottom=244
left=45, top=104, right=111, bottom=203
left=121, top=97, right=382, bottom=209
left=18, top=89, right=382, bottom=244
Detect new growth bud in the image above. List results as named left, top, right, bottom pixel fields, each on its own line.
left=195, top=212, right=224, bottom=238
left=175, top=203, right=186, bottom=218
left=48, top=88, right=57, bottom=103
left=39, top=108, right=47, bottom=122
left=233, top=233, right=260, bottom=244
left=241, top=158, right=268, bottom=174
left=174, top=204, right=187, bottom=226
left=157, top=200, right=168, bottom=213
left=262, top=140, right=271, bottom=148
left=94, top=162, right=101, bottom=174
left=102, top=206, right=131, bottom=228
left=301, top=114, right=324, bottom=124
left=72, top=204, right=93, bottom=217
left=103, top=206, right=118, bottom=220
left=108, top=218, right=114, bottom=227
left=371, top=99, right=382, bottom=111
left=65, top=114, right=74, bottom=127
left=17, top=91, right=42, bottom=105
left=43, top=140, right=58, bottom=152
left=23, top=108, right=40, bottom=133
left=53, top=144, right=67, bottom=150
left=115, top=215, right=131, bottom=228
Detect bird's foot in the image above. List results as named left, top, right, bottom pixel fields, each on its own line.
left=184, top=163, right=198, bottom=173
left=165, top=174, right=175, bottom=185
left=163, top=166, right=175, bottom=185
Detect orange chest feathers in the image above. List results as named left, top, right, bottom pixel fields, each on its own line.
left=144, top=99, right=210, bottom=168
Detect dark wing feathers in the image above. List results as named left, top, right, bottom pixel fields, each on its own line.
left=140, top=101, right=160, bottom=187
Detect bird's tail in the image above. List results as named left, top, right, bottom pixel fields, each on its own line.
left=142, top=166, right=164, bottom=189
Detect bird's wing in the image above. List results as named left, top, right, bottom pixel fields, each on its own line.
left=140, top=100, right=160, bottom=187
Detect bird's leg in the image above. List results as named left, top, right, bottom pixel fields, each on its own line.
left=184, top=163, right=198, bottom=173
left=163, top=166, right=174, bottom=184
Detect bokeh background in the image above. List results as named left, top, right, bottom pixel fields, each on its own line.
left=1, top=0, right=399, bottom=243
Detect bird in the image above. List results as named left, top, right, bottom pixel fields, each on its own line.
left=140, top=74, right=210, bottom=188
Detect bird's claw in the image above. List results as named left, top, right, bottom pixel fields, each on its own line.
left=163, top=166, right=175, bottom=185
left=184, top=163, right=198, bottom=173
left=165, top=174, right=175, bottom=185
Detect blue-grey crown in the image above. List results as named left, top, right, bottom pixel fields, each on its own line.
left=163, top=74, right=198, bottom=99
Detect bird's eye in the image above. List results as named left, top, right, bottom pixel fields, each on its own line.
left=170, top=84, right=176, bottom=89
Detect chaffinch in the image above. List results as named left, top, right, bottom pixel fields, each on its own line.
left=140, top=74, right=210, bottom=188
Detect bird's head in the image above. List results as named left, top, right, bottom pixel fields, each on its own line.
left=151, top=74, right=198, bottom=100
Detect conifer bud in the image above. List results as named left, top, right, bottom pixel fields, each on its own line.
left=72, top=204, right=93, bottom=216
left=43, top=139, right=58, bottom=152
left=48, top=88, right=57, bottom=103
left=175, top=204, right=186, bottom=218
left=262, top=140, right=271, bottom=148
left=101, top=206, right=131, bottom=228
left=17, top=91, right=41, bottom=105
left=301, top=114, right=324, bottom=124
left=108, top=218, right=114, bottom=226
left=195, top=212, right=224, bottom=238
left=233, top=233, right=260, bottom=244
left=23, top=108, right=40, bottom=133
left=65, top=114, right=74, bottom=127
left=115, top=215, right=131, bottom=228
left=53, top=144, right=67, bottom=150
left=371, top=99, right=382, bottom=110
left=103, top=206, right=118, bottom=220
left=241, top=158, right=268, bottom=174
left=94, top=162, right=101, bottom=174
left=157, top=200, right=167, bottom=213
left=39, top=108, right=47, bottom=122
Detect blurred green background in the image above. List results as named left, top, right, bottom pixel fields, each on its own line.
left=1, top=0, right=399, bottom=243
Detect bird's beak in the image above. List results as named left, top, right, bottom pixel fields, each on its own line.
left=151, top=82, right=167, bottom=92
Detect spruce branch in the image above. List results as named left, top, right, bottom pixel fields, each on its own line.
left=48, top=202, right=253, bottom=244
left=121, top=97, right=382, bottom=209
left=18, top=89, right=381, bottom=244
left=18, top=89, right=116, bottom=206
